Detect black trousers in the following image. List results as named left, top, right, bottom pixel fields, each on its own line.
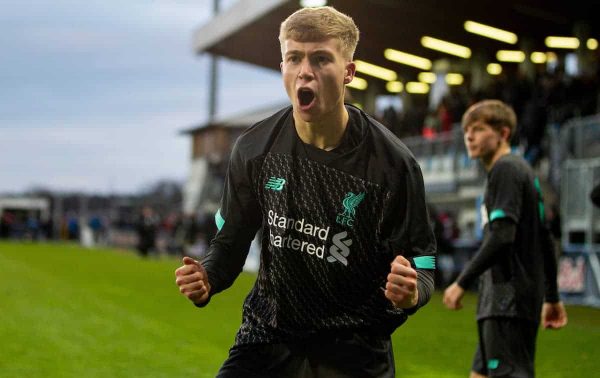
left=217, top=333, right=395, bottom=378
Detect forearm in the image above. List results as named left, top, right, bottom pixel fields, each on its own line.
left=201, top=226, right=258, bottom=297
left=457, top=219, right=516, bottom=288
left=200, top=140, right=260, bottom=299
left=415, top=268, right=434, bottom=308
left=541, top=228, right=560, bottom=302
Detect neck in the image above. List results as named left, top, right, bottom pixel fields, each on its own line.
left=482, top=143, right=511, bottom=171
left=294, top=103, right=349, bottom=150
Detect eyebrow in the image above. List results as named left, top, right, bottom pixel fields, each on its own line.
left=284, top=49, right=335, bottom=57
left=284, top=50, right=303, bottom=57
left=311, top=49, right=334, bottom=54
left=463, top=121, right=479, bottom=130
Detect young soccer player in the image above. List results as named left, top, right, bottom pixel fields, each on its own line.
left=175, top=6, right=436, bottom=377
left=443, top=99, right=568, bottom=378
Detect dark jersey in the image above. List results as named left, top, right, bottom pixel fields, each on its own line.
left=467, top=154, right=558, bottom=322
left=202, top=105, right=436, bottom=346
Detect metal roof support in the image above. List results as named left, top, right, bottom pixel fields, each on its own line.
left=208, top=0, right=221, bottom=121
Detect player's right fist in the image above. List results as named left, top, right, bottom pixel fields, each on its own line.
left=175, top=256, right=211, bottom=306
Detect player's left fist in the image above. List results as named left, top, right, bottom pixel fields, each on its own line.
left=385, top=255, right=418, bottom=309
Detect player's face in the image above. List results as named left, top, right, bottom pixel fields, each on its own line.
left=281, top=38, right=355, bottom=123
left=463, top=121, right=504, bottom=160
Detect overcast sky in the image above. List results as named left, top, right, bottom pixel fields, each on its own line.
left=0, top=0, right=288, bottom=194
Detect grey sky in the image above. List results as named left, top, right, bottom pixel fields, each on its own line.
left=0, top=0, right=288, bottom=194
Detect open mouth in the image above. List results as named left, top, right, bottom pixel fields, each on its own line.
left=297, top=88, right=315, bottom=108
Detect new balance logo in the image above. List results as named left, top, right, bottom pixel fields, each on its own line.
left=327, top=231, right=352, bottom=266
left=265, top=177, right=286, bottom=191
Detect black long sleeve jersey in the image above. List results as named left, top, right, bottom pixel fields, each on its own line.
left=202, top=104, right=436, bottom=346
left=458, top=154, right=559, bottom=322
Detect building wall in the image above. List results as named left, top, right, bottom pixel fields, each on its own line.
left=191, top=127, right=244, bottom=160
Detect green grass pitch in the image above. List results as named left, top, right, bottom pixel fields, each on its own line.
left=1, top=241, right=598, bottom=377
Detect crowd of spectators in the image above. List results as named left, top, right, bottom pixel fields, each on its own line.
left=0, top=211, right=52, bottom=241
left=131, top=207, right=217, bottom=258
left=378, top=65, right=599, bottom=166
left=0, top=204, right=217, bottom=261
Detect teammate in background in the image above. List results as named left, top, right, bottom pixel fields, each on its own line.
left=175, top=6, right=435, bottom=377
left=443, top=100, right=567, bottom=378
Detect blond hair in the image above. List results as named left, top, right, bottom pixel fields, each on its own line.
left=278, top=6, right=359, bottom=61
left=462, top=99, right=517, bottom=139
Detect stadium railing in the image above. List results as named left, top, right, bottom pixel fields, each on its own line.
left=559, top=156, right=600, bottom=307
left=402, top=125, right=485, bottom=194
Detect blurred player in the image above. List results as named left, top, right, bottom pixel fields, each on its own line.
left=175, top=6, right=436, bottom=377
left=443, top=100, right=567, bottom=378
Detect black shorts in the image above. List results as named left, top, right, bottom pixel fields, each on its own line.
left=472, top=317, right=538, bottom=378
left=216, top=333, right=395, bottom=378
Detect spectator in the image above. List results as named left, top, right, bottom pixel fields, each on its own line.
left=136, top=206, right=158, bottom=257
left=67, top=215, right=79, bottom=240
left=89, top=215, right=104, bottom=245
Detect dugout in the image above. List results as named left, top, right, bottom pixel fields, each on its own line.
left=0, top=197, right=50, bottom=238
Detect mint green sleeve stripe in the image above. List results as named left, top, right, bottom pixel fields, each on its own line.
left=534, top=178, right=546, bottom=221
left=413, top=256, right=436, bottom=269
left=489, top=209, right=507, bottom=222
left=215, top=209, right=225, bottom=231
left=487, top=359, right=500, bottom=370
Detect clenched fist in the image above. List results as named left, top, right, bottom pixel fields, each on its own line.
left=385, top=255, right=419, bottom=309
left=175, top=256, right=211, bottom=306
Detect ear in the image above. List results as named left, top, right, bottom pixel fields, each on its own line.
left=500, top=126, right=511, bottom=142
left=343, top=61, right=356, bottom=84
left=280, top=61, right=283, bottom=73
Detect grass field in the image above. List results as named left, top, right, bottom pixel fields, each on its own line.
left=1, top=241, right=598, bottom=377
